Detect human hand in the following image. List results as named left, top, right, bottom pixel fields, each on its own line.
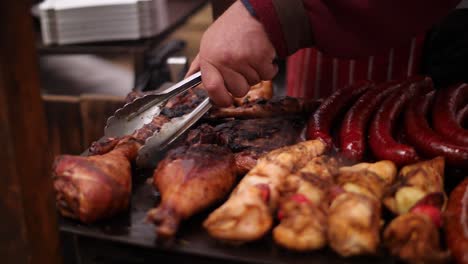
left=187, top=1, right=278, bottom=107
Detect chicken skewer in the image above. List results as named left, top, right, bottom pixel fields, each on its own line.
left=203, top=140, right=327, bottom=243
left=383, top=157, right=449, bottom=264
left=327, top=160, right=397, bottom=256
left=273, top=155, right=339, bottom=251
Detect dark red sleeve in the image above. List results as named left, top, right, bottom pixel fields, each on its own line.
left=243, top=0, right=460, bottom=58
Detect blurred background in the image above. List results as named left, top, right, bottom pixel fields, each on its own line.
left=36, top=0, right=217, bottom=157
left=39, top=2, right=212, bottom=96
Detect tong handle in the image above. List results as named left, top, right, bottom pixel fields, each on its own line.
left=128, top=71, right=202, bottom=120
left=159, top=71, right=201, bottom=99
left=104, top=72, right=202, bottom=138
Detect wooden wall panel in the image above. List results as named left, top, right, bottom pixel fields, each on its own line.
left=43, top=95, right=84, bottom=156
left=79, top=94, right=124, bottom=147
left=0, top=1, right=61, bottom=263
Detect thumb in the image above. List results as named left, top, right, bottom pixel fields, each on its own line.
left=185, top=54, right=200, bottom=78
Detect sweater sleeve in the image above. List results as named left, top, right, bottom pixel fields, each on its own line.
left=242, top=0, right=461, bottom=58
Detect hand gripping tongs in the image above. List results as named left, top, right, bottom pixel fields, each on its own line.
left=104, top=71, right=211, bottom=168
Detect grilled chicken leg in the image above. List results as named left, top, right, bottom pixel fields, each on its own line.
left=147, top=144, right=237, bottom=238
left=53, top=139, right=139, bottom=223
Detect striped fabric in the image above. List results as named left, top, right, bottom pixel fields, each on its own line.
left=286, top=36, right=425, bottom=99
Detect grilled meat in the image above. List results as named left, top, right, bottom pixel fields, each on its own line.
left=383, top=157, right=448, bottom=264
left=273, top=156, right=339, bottom=251
left=187, top=117, right=305, bottom=174
left=233, top=80, right=273, bottom=106
left=214, top=117, right=304, bottom=154
left=208, top=97, right=320, bottom=120
left=203, top=140, right=327, bottom=243
left=383, top=156, right=446, bottom=215
left=90, top=89, right=205, bottom=155
left=53, top=89, right=204, bottom=223
left=53, top=140, right=139, bottom=222
left=327, top=160, right=397, bottom=256
left=328, top=192, right=381, bottom=256
left=149, top=117, right=306, bottom=237
left=147, top=144, right=237, bottom=238
left=384, top=213, right=449, bottom=264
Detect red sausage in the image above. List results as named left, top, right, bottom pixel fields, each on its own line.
left=368, top=77, right=433, bottom=166
left=444, top=178, right=468, bottom=264
left=404, top=92, right=468, bottom=168
left=457, top=105, right=468, bottom=128
left=339, top=82, right=400, bottom=161
left=433, top=84, right=468, bottom=146
left=307, top=81, right=373, bottom=147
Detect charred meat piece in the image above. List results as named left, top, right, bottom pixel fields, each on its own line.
left=53, top=140, right=139, bottom=223
left=214, top=117, right=304, bottom=154
left=187, top=117, right=305, bottom=174
left=203, top=140, right=327, bottom=243
left=208, top=97, right=320, bottom=120
left=147, top=144, right=237, bottom=238
left=90, top=89, right=205, bottom=155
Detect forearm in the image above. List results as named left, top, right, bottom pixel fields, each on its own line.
left=243, top=0, right=460, bottom=58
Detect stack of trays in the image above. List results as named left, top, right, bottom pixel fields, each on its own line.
left=39, top=0, right=169, bottom=45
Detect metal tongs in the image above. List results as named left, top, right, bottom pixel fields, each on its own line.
left=104, top=71, right=211, bottom=167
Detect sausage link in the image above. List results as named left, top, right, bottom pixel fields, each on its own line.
left=433, top=84, right=468, bottom=146
left=340, top=82, right=400, bottom=161
left=404, top=92, right=468, bottom=168
left=307, top=81, right=373, bottom=147
left=444, top=178, right=468, bottom=264
left=368, top=77, right=433, bottom=166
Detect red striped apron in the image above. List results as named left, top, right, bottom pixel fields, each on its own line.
left=286, top=36, right=425, bottom=99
